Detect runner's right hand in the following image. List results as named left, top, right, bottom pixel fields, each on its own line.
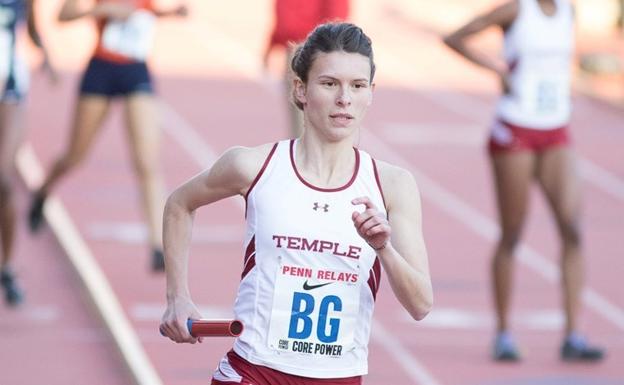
left=160, top=297, right=203, bottom=344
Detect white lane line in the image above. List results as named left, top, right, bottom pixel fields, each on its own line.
left=0, top=305, right=60, bottom=323
left=361, top=130, right=624, bottom=331
left=372, top=320, right=441, bottom=385
left=159, top=102, right=253, bottom=213
left=579, top=157, right=624, bottom=201
left=160, top=102, right=442, bottom=385
left=184, top=21, right=624, bottom=203
left=400, top=74, right=624, bottom=203
left=131, top=303, right=233, bottom=321
left=16, top=144, right=163, bottom=385
left=87, top=221, right=241, bottom=244
left=380, top=123, right=485, bottom=146
left=436, top=94, right=624, bottom=202
left=159, top=101, right=219, bottom=168
left=402, top=307, right=564, bottom=331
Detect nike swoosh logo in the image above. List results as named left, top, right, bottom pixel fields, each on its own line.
left=303, top=280, right=334, bottom=290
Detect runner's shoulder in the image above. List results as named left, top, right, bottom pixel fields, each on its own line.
left=374, top=160, right=420, bottom=209
left=374, top=160, right=414, bottom=186
left=219, top=142, right=277, bottom=184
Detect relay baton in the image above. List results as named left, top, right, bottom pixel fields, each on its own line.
left=160, top=319, right=244, bottom=337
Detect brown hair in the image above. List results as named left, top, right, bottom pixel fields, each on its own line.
left=290, top=22, right=375, bottom=110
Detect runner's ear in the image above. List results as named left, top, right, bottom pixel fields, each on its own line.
left=293, top=78, right=307, bottom=107
left=367, top=83, right=375, bottom=106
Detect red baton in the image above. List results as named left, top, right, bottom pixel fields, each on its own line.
left=160, top=319, right=244, bottom=337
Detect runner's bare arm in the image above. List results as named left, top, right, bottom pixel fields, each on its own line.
left=58, top=0, right=135, bottom=22
left=152, top=3, right=188, bottom=18
left=25, top=1, right=42, bottom=48
left=354, top=162, right=433, bottom=320
left=26, top=1, right=56, bottom=81
left=443, top=0, right=518, bottom=77
left=161, top=144, right=273, bottom=343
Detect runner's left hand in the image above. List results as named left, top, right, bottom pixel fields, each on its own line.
left=351, top=196, right=390, bottom=251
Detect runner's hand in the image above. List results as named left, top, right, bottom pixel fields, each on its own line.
left=351, top=197, right=391, bottom=251
left=160, top=297, right=203, bottom=344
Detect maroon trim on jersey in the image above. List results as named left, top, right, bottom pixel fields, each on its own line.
left=289, top=139, right=360, bottom=192
left=241, top=255, right=256, bottom=280
left=367, top=258, right=382, bottom=301
left=371, top=158, right=387, bottom=211
left=498, top=119, right=568, bottom=132
left=241, top=236, right=256, bottom=280
left=243, top=235, right=255, bottom=265
left=245, top=143, right=279, bottom=217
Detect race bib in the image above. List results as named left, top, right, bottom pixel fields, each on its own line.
left=267, top=263, right=361, bottom=358
left=101, top=9, right=156, bottom=60
left=519, top=72, right=569, bottom=116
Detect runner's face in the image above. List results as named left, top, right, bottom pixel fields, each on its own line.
left=296, top=51, right=373, bottom=141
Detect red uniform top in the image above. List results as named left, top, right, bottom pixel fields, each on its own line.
left=269, top=0, right=349, bottom=47
left=93, top=0, right=155, bottom=63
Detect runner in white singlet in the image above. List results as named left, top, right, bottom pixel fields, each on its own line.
left=444, top=0, right=604, bottom=362
left=160, top=22, right=433, bottom=385
left=497, top=0, right=573, bottom=129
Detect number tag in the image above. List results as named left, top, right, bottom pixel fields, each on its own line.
left=267, top=263, right=360, bottom=357
left=519, top=60, right=570, bottom=116
left=101, top=9, right=156, bottom=60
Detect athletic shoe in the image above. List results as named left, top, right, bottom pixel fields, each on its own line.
left=493, top=331, right=521, bottom=362
left=152, top=249, right=165, bottom=272
left=1, top=269, right=24, bottom=306
left=561, top=334, right=604, bottom=362
left=28, top=192, right=47, bottom=233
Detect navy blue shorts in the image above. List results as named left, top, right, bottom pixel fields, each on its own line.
left=1, top=73, right=23, bottom=103
left=79, top=57, right=154, bottom=97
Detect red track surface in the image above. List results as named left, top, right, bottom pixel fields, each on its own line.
left=2, top=1, right=622, bottom=384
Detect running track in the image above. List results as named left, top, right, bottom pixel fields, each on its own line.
left=1, top=1, right=622, bottom=384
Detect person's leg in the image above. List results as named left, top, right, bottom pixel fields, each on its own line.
left=536, top=147, right=581, bottom=333
left=28, top=95, right=111, bottom=231
left=0, top=102, right=25, bottom=305
left=0, top=102, right=24, bottom=268
left=535, top=146, right=603, bottom=361
left=123, top=93, right=165, bottom=271
left=490, top=150, right=536, bottom=359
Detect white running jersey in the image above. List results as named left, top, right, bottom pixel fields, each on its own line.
left=232, top=139, right=385, bottom=378
left=101, top=9, right=156, bottom=61
left=496, top=0, right=574, bottom=129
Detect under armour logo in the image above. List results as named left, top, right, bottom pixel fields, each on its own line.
left=313, top=202, right=329, bottom=212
